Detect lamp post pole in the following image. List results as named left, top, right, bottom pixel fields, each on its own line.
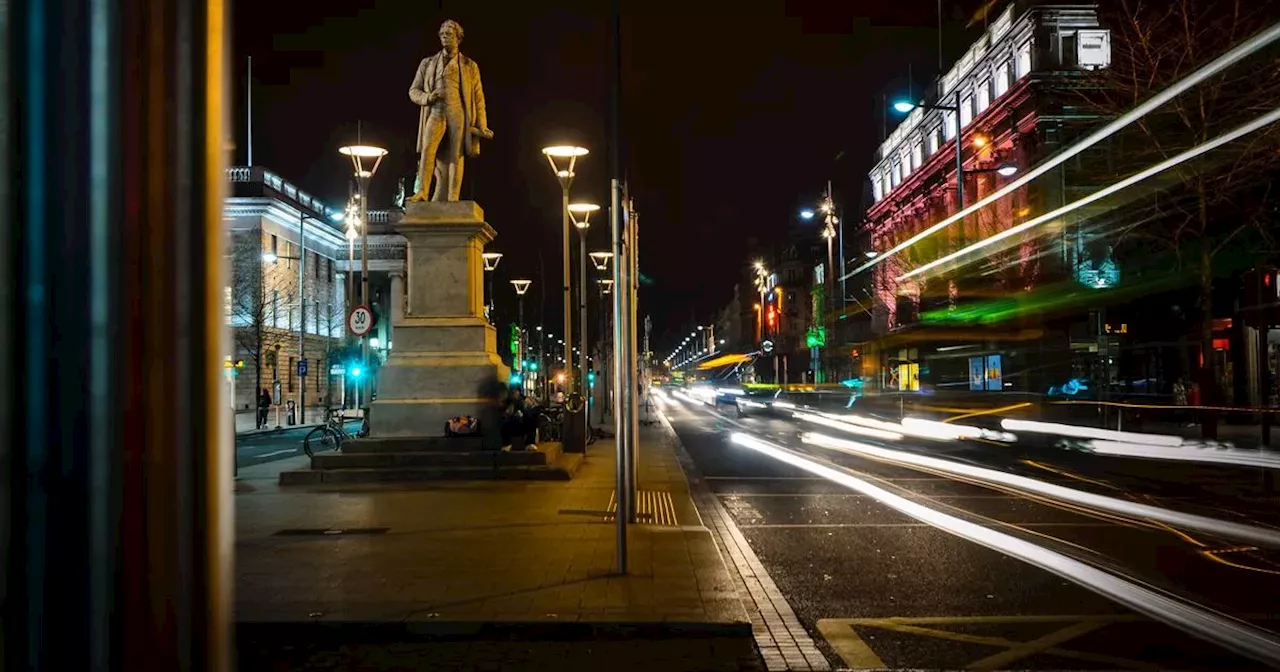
left=299, top=212, right=307, bottom=423
left=359, top=177, right=371, bottom=411
left=562, top=185, right=572, bottom=391
left=542, top=146, right=589, bottom=394
left=512, top=279, right=533, bottom=393
left=339, top=144, right=388, bottom=418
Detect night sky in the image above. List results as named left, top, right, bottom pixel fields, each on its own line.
left=232, top=0, right=988, bottom=347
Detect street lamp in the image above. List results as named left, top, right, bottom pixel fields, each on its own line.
left=542, top=144, right=589, bottom=393
left=482, top=252, right=503, bottom=322
left=568, top=202, right=600, bottom=400
left=338, top=143, right=388, bottom=417
left=511, top=279, right=532, bottom=390
left=589, top=251, right=614, bottom=272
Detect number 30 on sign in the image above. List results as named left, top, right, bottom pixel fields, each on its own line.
left=347, top=305, right=374, bottom=336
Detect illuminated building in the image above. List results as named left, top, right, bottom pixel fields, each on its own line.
left=862, top=1, right=1111, bottom=393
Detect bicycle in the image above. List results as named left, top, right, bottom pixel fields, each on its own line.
left=538, top=406, right=564, bottom=442
left=303, top=423, right=343, bottom=458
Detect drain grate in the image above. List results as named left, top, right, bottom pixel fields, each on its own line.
left=273, top=527, right=390, bottom=537
left=603, top=490, right=678, bottom=526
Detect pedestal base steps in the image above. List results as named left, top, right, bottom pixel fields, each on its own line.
left=278, top=437, right=582, bottom=485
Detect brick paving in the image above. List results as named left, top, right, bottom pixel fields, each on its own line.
left=235, top=426, right=759, bottom=669
left=655, top=412, right=832, bottom=671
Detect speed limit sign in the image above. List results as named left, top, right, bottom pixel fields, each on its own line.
left=347, top=305, right=374, bottom=336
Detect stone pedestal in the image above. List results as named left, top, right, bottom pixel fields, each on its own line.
left=372, top=201, right=509, bottom=437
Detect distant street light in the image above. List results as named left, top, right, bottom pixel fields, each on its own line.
left=567, top=202, right=600, bottom=397
left=481, top=252, right=503, bottom=323
left=589, top=251, right=614, bottom=272
left=511, top=279, right=533, bottom=386
left=800, top=209, right=815, bottom=220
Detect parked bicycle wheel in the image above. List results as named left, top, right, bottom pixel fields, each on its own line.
left=303, top=425, right=342, bottom=458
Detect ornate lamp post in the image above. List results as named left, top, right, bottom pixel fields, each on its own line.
left=338, top=143, right=387, bottom=416
left=568, top=202, right=600, bottom=397
left=541, top=145, right=589, bottom=390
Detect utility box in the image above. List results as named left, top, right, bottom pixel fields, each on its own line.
left=561, top=405, right=587, bottom=454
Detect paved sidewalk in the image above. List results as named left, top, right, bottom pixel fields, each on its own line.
left=235, top=425, right=758, bottom=670
left=234, top=407, right=335, bottom=435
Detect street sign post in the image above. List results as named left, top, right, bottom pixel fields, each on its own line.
left=347, top=305, right=374, bottom=337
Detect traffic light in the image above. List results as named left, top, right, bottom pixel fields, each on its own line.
left=510, top=372, right=523, bottom=385
left=529, top=361, right=539, bottom=371
left=348, top=364, right=363, bottom=379
left=588, top=370, right=596, bottom=387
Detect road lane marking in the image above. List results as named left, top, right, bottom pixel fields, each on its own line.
left=720, top=492, right=1019, bottom=498
left=737, top=522, right=1119, bottom=529
left=817, top=615, right=1158, bottom=671
left=815, top=619, right=884, bottom=669
left=254, top=449, right=297, bottom=459
left=730, top=432, right=1280, bottom=668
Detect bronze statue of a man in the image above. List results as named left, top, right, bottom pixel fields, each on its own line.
left=408, top=19, right=493, bottom=203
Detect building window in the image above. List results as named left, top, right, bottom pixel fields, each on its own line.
left=900, top=148, right=912, bottom=176
left=288, top=356, right=294, bottom=392
left=911, top=140, right=923, bottom=170
left=872, top=173, right=883, bottom=201
left=314, top=300, right=321, bottom=335
left=882, top=172, right=891, bottom=197
left=1016, top=40, right=1032, bottom=78
left=270, top=234, right=278, bottom=257
left=313, top=252, right=320, bottom=279
left=928, top=127, right=940, bottom=155
left=944, top=111, right=957, bottom=140
left=960, top=94, right=974, bottom=127
left=995, top=61, right=1011, bottom=97
left=891, top=161, right=901, bottom=187
left=976, top=79, right=990, bottom=114
left=272, top=290, right=279, bottom=328
left=287, top=293, right=294, bottom=332
left=326, top=258, right=333, bottom=279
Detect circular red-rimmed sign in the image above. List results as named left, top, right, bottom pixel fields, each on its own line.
left=347, top=305, right=374, bottom=336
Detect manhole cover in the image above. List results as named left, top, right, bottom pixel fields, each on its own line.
left=273, top=527, right=390, bottom=536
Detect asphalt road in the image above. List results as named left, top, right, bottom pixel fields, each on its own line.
left=235, top=421, right=360, bottom=468
left=659, top=394, right=1280, bottom=670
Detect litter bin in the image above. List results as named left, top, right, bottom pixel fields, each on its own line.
left=286, top=400, right=296, bottom=426
left=561, top=394, right=587, bottom=454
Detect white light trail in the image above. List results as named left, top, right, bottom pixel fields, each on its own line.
left=1090, top=440, right=1280, bottom=471
left=899, top=106, right=1280, bottom=280
left=846, top=20, right=1280, bottom=280
left=1001, top=418, right=1183, bottom=447
left=793, top=410, right=904, bottom=441
left=729, top=431, right=1280, bottom=667
left=799, top=432, right=1280, bottom=550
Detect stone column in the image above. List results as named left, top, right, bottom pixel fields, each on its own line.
left=388, top=269, right=406, bottom=349
left=371, top=201, right=510, bottom=437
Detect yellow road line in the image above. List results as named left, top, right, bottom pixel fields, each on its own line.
left=944, top=402, right=1032, bottom=424
left=818, top=615, right=1158, bottom=671
left=816, top=619, right=885, bottom=669
left=967, top=619, right=1108, bottom=670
